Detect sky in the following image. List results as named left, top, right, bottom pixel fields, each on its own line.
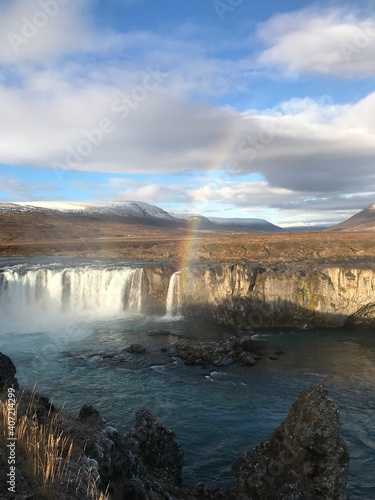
left=0, top=0, right=375, bottom=227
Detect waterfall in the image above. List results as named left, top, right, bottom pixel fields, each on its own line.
left=124, top=268, right=144, bottom=313
left=165, top=271, right=181, bottom=317
left=0, top=265, right=145, bottom=331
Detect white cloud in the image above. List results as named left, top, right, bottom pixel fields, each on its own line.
left=184, top=178, right=375, bottom=226
left=0, top=0, right=98, bottom=63
left=0, top=66, right=244, bottom=173
left=188, top=181, right=293, bottom=205
left=257, top=7, right=375, bottom=77
left=0, top=1, right=375, bottom=225
left=99, top=178, right=185, bottom=203
left=1, top=63, right=375, bottom=200
left=228, top=94, right=375, bottom=194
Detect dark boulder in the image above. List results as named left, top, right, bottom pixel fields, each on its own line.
left=79, top=404, right=106, bottom=427
left=232, top=384, right=349, bottom=499
left=0, top=352, right=18, bottom=390
left=239, top=337, right=259, bottom=353
left=129, top=409, right=184, bottom=486
left=240, top=352, right=256, bottom=366
left=124, top=344, right=146, bottom=354
left=148, top=330, right=173, bottom=337
left=177, top=335, right=261, bottom=367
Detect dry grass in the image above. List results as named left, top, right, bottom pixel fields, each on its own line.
left=0, top=390, right=110, bottom=499
left=0, top=390, right=73, bottom=488
left=1, top=230, right=375, bottom=267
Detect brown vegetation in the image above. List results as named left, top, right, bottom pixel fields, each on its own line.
left=0, top=210, right=374, bottom=266
left=0, top=230, right=374, bottom=268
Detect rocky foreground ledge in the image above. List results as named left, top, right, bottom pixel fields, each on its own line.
left=0, top=353, right=349, bottom=499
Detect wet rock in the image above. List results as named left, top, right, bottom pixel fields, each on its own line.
left=0, top=352, right=18, bottom=390
left=215, top=355, right=234, bottom=367
left=240, top=353, right=256, bottom=366
left=232, top=384, right=349, bottom=499
left=129, top=409, right=184, bottom=485
left=224, top=337, right=242, bottom=352
left=178, top=342, right=225, bottom=366
left=177, top=336, right=260, bottom=367
left=240, top=337, right=259, bottom=353
left=124, top=344, right=146, bottom=354
left=149, top=330, right=173, bottom=337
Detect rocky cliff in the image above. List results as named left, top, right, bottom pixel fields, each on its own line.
left=167, top=263, right=375, bottom=329
left=142, top=264, right=177, bottom=313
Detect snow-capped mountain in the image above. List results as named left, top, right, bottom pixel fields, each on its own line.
left=328, top=204, right=375, bottom=231
left=0, top=202, right=42, bottom=213
left=12, top=201, right=176, bottom=221
left=0, top=201, right=284, bottom=235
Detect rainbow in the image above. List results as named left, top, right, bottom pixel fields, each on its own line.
left=174, top=120, right=242, bottom=296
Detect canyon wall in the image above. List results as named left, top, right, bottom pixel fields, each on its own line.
left=165, top=263, right=375, bottom=329
left=1, top=261, right=374, bottom=329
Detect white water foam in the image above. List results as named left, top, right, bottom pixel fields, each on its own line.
left=165, top=271, right=182, bottom=318
left=0, top=266, right=144, bottom=332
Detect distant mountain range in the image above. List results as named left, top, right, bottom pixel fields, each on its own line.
left=171, top=213, right=284, bottom=232
left=328, top=204, right=375, bottom=231
left=4, top=201, right=175, bottom=220
left=0, top=201, right=285, bottom=235
left=0, top=202, right=374, bottom=243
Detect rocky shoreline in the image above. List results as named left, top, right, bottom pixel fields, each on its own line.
left=0, top=353, right=349, bottom=499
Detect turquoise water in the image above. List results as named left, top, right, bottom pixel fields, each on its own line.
left=1, top=317, right=374, bottom=498
left=0, top=258, right=374, bottom=498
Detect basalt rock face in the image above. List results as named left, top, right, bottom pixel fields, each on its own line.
left=346, top=302, right=375, bottom=327
left=142, top=265, right=176, bottom=314
left=232, top=384, right=349, bottom=499
left=179, top=264, right=375, bottom=329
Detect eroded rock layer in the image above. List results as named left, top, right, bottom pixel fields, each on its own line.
left=166, top=263, right=375, bottom=329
